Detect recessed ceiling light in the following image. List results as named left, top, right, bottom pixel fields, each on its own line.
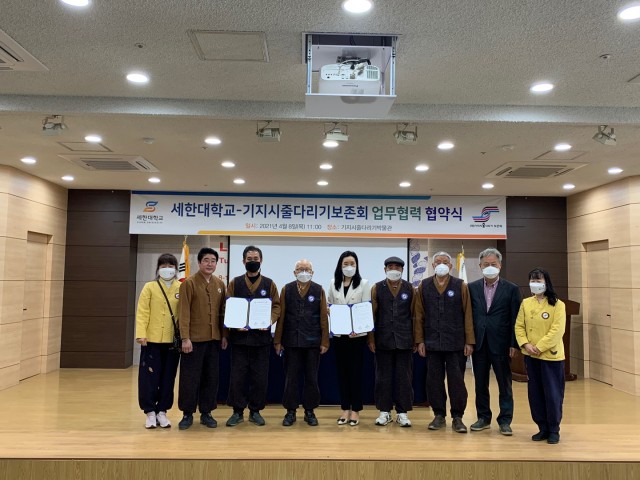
left=399, top=181, right=411, bottom=188
left=415, top=164, right=429, bottom=172
left=84, top=134, right=102, bottom=143
left=618, top=4, right=640, bottom=20
left=482, top=183, right=494, bottom=189
left=205, top=136, right=221, bottom=145
left=608, top=167, right=623, bottom=174
left=233, top=178, right=245, bottom=185
left=60, top=0, right=90, bottom=6
left=317, top=180, right=329, bottom=186
left=563, top=183, right=575, bottom=190
left=20, top=156, right=37, bottom=165
left=342, top=0, right=373, bottom=14
left=221, top=161, right=235, bottom=168
left=437, top=141, right=454, bottom=150
left=530, top=82, right=554, bottom=93
left=61, top=175, right=74, bottom=182
left=554, top=143, right=572, bottom=151
left=320, top=163, right=333, bottom=170
left=126, top=72, right=149, bottom=84
left=148, top=177, right=161, bottom=184
left=323, top=140, right=339, bottom=148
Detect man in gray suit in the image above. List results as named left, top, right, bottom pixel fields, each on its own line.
left=468, top=248, right=522, bottom=436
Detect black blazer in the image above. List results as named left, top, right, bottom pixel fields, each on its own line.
left=468, top=278, right=522, bottom=354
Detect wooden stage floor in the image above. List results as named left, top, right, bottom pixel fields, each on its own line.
left=1, top=368, right=640, bottom=479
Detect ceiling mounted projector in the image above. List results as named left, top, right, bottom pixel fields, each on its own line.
left=393, top=124, right=418, bottom=145
left=592, top=125, right=616, bottom=146
left=256, top=121, right=281, bottom=142
left=318, top=61, right=382, bottom=95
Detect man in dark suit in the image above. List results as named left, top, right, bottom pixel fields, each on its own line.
left=468, top=248, right=522, bottom=436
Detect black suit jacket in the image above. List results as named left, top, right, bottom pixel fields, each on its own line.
left=469, top=277, right=522, bottom=355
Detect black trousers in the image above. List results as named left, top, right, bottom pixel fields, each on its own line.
left=138, top=342, right=180, bottom=413
left=282, top=346, right=321, bottom=411
left=227, top=344, right=270, bottom=412
left=178, top=340, right=220, bottom=414
left=333, top=335, right=366, bottom=411
left=426, top=350, right=468, bottom=418
left=472, top=344, right=513, bottom=425
left=524, top=356, right=565, bottom=434
left=374, top=349, right=414, bottom=413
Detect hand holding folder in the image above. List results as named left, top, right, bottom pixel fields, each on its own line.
left=224, top=297, right=272, bottom=329
left=329, top=302, right=374, bottom=335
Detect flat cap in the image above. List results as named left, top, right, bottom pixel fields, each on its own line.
left=384, top=256, right=405, bottom=267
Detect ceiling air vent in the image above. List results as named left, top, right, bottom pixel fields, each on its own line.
left=58, top=154, right=159, bottom=172
left=486, top=162, right=587, bottom=179
left=0, top=28, right=48, bottom=72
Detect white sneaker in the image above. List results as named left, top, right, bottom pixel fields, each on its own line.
left=375, top=411, right=392, bottom=426
left=396, top=413, right=412, bottom=427
left=145, top=412, right=157, bottom=429
left=156, top=411, right=171, bottom=428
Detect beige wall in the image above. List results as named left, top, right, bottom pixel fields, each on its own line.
left=0, top=166, right=67, bottom=391
left=567, top=176, right=640, bottom=395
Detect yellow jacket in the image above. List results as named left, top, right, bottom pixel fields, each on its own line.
left=135, top=280, right=181, bottom=343
left=515, top=296, right=565, bottom=361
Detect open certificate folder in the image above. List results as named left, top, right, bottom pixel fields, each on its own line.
left=224, top=297, right=272, bottom=329
left=329, top=302, right=374, bottom=335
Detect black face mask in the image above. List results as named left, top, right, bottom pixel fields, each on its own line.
left=245, top=261, right=261, bottom=273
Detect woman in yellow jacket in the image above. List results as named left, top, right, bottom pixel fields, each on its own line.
left=515, top=267, right=566, bottom=445
left=136, top=253, right=181, bottom=429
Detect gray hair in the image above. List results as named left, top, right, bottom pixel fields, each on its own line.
left=294, top=259, right=313, bottom=270
left=432, top=251, right=452, bottom=262
left=479, top=248, right=502, bottom=263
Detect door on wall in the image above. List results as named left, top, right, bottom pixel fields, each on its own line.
left=585, top=240, right=612, bottom=385
left=20, top=232, right=48, bottom=380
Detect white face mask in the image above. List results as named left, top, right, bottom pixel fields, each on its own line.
left=529, top=282, right=546, bottom=295
left=158, top=267, right=176, bottom=280
left=434, top=264, right=450, bottom=277
left=386, top=270, right=402, bottom=281
left=296, top=272, right=313, bottom=283
left=342, top=266, right=356, bottom=278
left=482, top=266, right=500, bottom=279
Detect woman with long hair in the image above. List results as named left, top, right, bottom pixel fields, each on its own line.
left=515, top=267, right=566, bottom=444
left=327, top=250, right=371, bottom=426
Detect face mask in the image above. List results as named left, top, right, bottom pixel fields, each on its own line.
left=342, top=266, right=356, bottom=278
left=296, top=272, right=313, bottom=283
left=529, top=282, right=546, bottom=295
left=386, top=270, right=402, bottom=281
left=482, top=266, right=500, bottom=279
left=158, top=267, right=176, bottom=280
left=434, top=264, right=450, bottom=277
left=245, top=261, right=261, bottom=273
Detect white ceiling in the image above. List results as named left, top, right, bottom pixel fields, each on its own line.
left=1, top=0, right=640, bottom=196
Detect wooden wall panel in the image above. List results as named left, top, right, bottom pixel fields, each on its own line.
left=60, top=351, right=133, bottom=369
left=64, top=246, right=136, bottom=282
left=501, top=197, right=568, bottom=296
left=66, top=211, right=132, bottom=247
left=61, top=190, right=137, bottom=368
left=62, top=282, right=134, bottom=317
left=61, top=316, right=130, bottom=352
